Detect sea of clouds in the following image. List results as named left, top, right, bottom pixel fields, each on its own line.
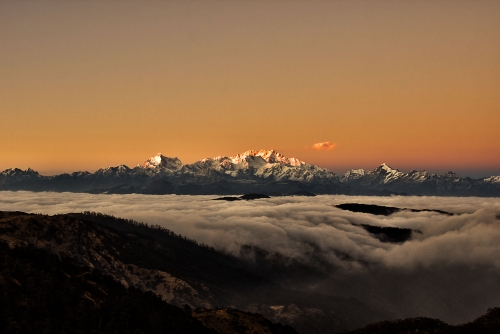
left=1, top=191, right=499, bottom=271
left=1, top=191, right=500, bottom=322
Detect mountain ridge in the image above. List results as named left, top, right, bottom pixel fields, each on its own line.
left=0, top=210, right=385, bottom=333
left=1, top=150, right=499, bottom=196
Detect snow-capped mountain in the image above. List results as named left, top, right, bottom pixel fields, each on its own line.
left=181, top=149, right=336, bottom=182
left=341, top=163, right=406, bottom=185
left=1, top=151, right=499, bottom=196
left=339, top=163, right=500, bottom=196
left=482, top=176, right=500, bottom=184
left=0, top=168, right=40, bottom=186
left=228, top=149, right=305, bottom=166
left=0, top=168, right=39, bottom=177
left=140, top=153, right=183, bottom=172
left=94, top=164, right=132, bottom=176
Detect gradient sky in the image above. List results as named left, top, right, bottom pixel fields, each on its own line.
left=1, top=0, right=499, bottom=177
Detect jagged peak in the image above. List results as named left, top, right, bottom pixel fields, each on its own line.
left=341, top=169, right=366, bottom=182
left=409, top=169, right=431, bottom=175
left=140, top=153, right=183, bottom=170
left=379, top=163, right=394, bottom=170
left=95, top=164, right=132, bottom=174
left=229, top=149, right=305, bottom=166
left=204, top=155, right=227, bottom=162
left=107, top=164, right=131, bottom=171
left=373, top=163, right=403, bottom=174
left=344, top=168, right=366, bottom=175
left=1, top=167, right=39, bottom=176
left=483, top=176, right=500, bottom=183
left=443, top=171, right=459, bottom=177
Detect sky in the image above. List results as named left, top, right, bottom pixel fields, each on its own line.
left=1, top=0, right=499, bottom=177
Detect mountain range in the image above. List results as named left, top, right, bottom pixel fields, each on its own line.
left=1, top=149, right=499, bottom=196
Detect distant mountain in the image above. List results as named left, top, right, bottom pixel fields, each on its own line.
left=138, top=149, right=336, bottom=183
left=1, top=150, right=499, bottom=196
left=141, top=154, right=183, bottom=171
left=341, top=163, right=500, bottom=196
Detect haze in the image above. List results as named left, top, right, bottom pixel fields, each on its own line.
left=1, top=1, right=499, bottom=177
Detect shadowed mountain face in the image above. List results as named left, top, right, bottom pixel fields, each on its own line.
left=1, top=150, right=499, bottom=196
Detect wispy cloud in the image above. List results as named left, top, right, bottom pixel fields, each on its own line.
left=310, top=141, right=337, bottom=150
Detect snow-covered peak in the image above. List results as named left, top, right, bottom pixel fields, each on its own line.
left=115, top=164, right=130, bottom=171
left=341, top=169, right=366, bottom=182
left=379, top=163, right=397, bottom=172
left=373, top=163, right=402, bottom=175
left=407, top=169, right=433, bottom=182
left=441, top=171, right=460, bottom=179
left=482, top=176, right=500, bottom=183
left=142, top=153, right=163, bottom=168
left=184, top=149, right=334, bottom=182
left=95, top=164, right=132, bottom=176
left=229, top=149, right=305, bottom=166
left=102, top=164, right=130, bottom=172
left=371, top=163, right=406, bottom=183
left=347, top=169, right=366, bottom=175
left=1, top=168, right=39, bottom=176
left=140, top=153, right=183, bottom=171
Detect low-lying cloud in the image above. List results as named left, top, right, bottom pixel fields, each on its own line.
left=1, top=191, right=500, bottom=323
left=1, top=191, right=499, bottom=271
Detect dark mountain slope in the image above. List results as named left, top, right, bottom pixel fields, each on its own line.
left=0, top=211, right=385, bottom=333
left=0, top=242, right=216, bottom=334
left=0, top=211, right=268, bottom=308
left=341, top=307, right=500, bottom=334
left=65, top=211, right=272, bottom=301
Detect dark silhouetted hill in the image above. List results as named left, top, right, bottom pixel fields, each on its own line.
left=341, top=307, right=500, bottom=334
left=0, top=211, right=386, bottom=333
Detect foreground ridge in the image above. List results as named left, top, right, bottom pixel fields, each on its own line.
left=341, top=307, right=500, bottom=334
left=0, top=211, right=303, bottom=334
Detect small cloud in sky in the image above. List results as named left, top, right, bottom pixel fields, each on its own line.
left=311, top=142, right=337, bottom=151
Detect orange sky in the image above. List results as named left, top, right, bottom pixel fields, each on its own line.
left=1, top=1, right=499, bottom=177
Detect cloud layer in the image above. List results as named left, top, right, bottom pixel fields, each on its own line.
left=1, top=192, right=499, bottom=270
left=1, top=191, right=500, bottom=323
